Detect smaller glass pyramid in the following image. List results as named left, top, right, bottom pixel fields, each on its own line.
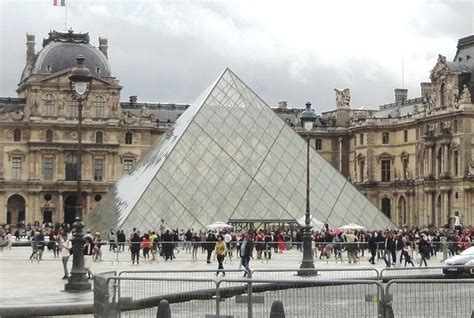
left=85, top=69, right=397, bottom=233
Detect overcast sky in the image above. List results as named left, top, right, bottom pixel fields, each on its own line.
left=1, top=0, right=473, bottom=112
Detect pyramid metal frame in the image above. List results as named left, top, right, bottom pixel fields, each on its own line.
left=85, top=69, right=397, bottom=233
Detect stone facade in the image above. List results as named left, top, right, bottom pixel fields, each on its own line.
left=0, top=30, right=473, bottom=228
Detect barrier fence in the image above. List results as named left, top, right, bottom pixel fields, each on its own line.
left=94, top=269, right=474, bottom=318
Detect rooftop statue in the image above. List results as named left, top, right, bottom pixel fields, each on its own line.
left=334, top=88, right=350, bottom=108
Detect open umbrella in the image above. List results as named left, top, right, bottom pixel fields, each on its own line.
left=340, top=223, right=366, bottom=230
left=206, top=221, right=233, bottom=230
left=298, top=215, right=325, bottom=230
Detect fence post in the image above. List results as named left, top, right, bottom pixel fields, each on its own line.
left=215, top=280, right=220, bottom=317
left=269, top=300, right=285, bottom=318
left=156, top=300, right=171, bottom=318
left=247, top=280, right=253, bottom=318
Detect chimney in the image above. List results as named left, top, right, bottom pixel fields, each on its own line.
left=420, top=82, right=433, bottom=98
left=278, top=101, right=288, bottom=108
left=394, top=88, right=408, bottom=104
left=99, top=37, right=108, bottom=58
left=26, top=33, right=35, bottom=62
left=129, top=95, right=137, bottom=104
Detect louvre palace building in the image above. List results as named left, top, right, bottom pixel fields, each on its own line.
left=0, top=30, right=473, bottom=228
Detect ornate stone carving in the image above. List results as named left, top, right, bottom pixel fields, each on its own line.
left=334, top=88, right=350, bottom=108
left=123, top=111, right=137, bottom=125
left=42, top=29, right=90, bottom=47
left=8, top=109, right=25, bottom=121
left=459, top=84, right=471, bottom=104
left=140, top=104, right=151, bottom=117
left=468, top=161, right=474, bottom=176
left=430, top=54, right=450, bottom=82
left=31, top=101, right=40, bottom=115
left=426, top=91, right=436, bottom=114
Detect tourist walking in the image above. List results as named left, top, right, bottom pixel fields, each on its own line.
left=84, top=236, right=94, bottom=279
left=240, top=232, right=254, bottom=277
left=214, top=235, right=227, bottom=276
left=130, top=232, right=141, bottom=265
left=59, top=233, right=72, bottom=279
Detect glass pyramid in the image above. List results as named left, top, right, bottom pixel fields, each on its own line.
left=85, top=69, right=397, bottom=234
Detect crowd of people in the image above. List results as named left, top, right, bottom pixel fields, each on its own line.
left=0, top=219, right=473, bottom=278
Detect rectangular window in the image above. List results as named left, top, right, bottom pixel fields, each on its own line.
left=359, top=133, right=364, bottom=145
left=43, top=157, right=54, bottom=180
left=404, top=130, right=408, bottom=142
left=123, top=159, right=134, bottom=173
left=454, top=151, right=459, bottom=176
left=382, top=132, right=390, bottom=144
left=315, top=139, right=322, bottom=150
left=381, top=159, right=391, bottom=182
left=70, top=99, right=78, bottom=118
left=12, top=156, right=22, bottom=180
left=94, top=158, right=104, bottom=181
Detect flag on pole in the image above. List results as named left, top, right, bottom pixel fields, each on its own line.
left=53, top=0, right=66, bottom=6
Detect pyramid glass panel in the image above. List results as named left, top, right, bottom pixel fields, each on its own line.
left=85, top=69, right=397, bottom=234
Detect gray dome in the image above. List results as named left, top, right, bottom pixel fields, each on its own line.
left=31, top=41, right=111, bottom=77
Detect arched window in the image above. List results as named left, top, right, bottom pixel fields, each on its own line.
left=381, top=197, right=391, bottom=218
left=94, top=96, right=106, bottom=118
left=65, top=153, right=78, bottom=181
left=96, top=131, right=103, bottom=144
left=42, top=93, right=56, bottom=117
left=125, top=132, right=133, bottom=145
left=398, top=196, right=407, bottom=225
left=13, top=129, right=21, bottom=142
left=440, top=83, right=446, bottom=106
left=46, top=130, right=53, bottom=143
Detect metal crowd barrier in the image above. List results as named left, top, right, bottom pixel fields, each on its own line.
left=97, top=273, right=386, bottom=318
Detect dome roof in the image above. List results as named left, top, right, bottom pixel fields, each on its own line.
left=26, top=30, right=111, bottom=81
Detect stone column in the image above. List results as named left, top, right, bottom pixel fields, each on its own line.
left=424, top=188, right=434, bottom=226
left=85, top=193, right=91, bottom=216
left=443, top=143, right=449, bottom=176
left=58, top=193, right=63, bottom=222
left=338, top=137, right=343, bottom=173
left=427, top=144, right=433, bottom=177
left=440, top=187, right=450, bottom=227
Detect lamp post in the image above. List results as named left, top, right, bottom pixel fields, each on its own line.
left=298, top=102, right=318, bottom=276
left=65, top=217, right=91, bottom=291
left=65, top=56, right=92, bottom=292
left=69, top=55, right=91, bottom=220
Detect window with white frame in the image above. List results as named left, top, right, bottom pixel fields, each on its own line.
left=12, top=156, right=22, bottom=180
left=94, top=96, right=106, bottom=118
left=43, top=94, right=56, bottom=117
left=69, top=96, right=78, bottom=118
left=94, top=158, right=104, bottom=181
left=43, top=156, right=54, bottom=180
left=123, top=158, right=134, bottom=173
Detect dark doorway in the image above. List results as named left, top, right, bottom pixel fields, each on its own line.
left=43, top=210, right=53, bottom=223
left=64, top=195, right=77, bottom=224
left=7, top=194, right=26, bottom=225
left=381, top=197, right=391, bottom=219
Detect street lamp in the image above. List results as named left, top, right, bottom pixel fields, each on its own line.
left=298, top=102, right=318, bottom=276
left=69, top=55, right=91, bottom=220
left=65, top=56, right=92, bottom=292
left=65, top=217, right=91, bottom=291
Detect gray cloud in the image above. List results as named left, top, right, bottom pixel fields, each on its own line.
left=1, top=0, right=472, bottom=113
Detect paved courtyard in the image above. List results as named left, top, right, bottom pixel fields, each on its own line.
left=0, top=244, right=450, bottom=309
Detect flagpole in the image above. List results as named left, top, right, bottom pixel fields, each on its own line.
left=65, top=2, right=68, bottom=31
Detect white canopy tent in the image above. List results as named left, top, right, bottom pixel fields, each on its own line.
left=206, top=221, right=233, bottom=230
left=298, top=216, right=325, bottom=230
left=340, top=223, right=366, bottom=230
